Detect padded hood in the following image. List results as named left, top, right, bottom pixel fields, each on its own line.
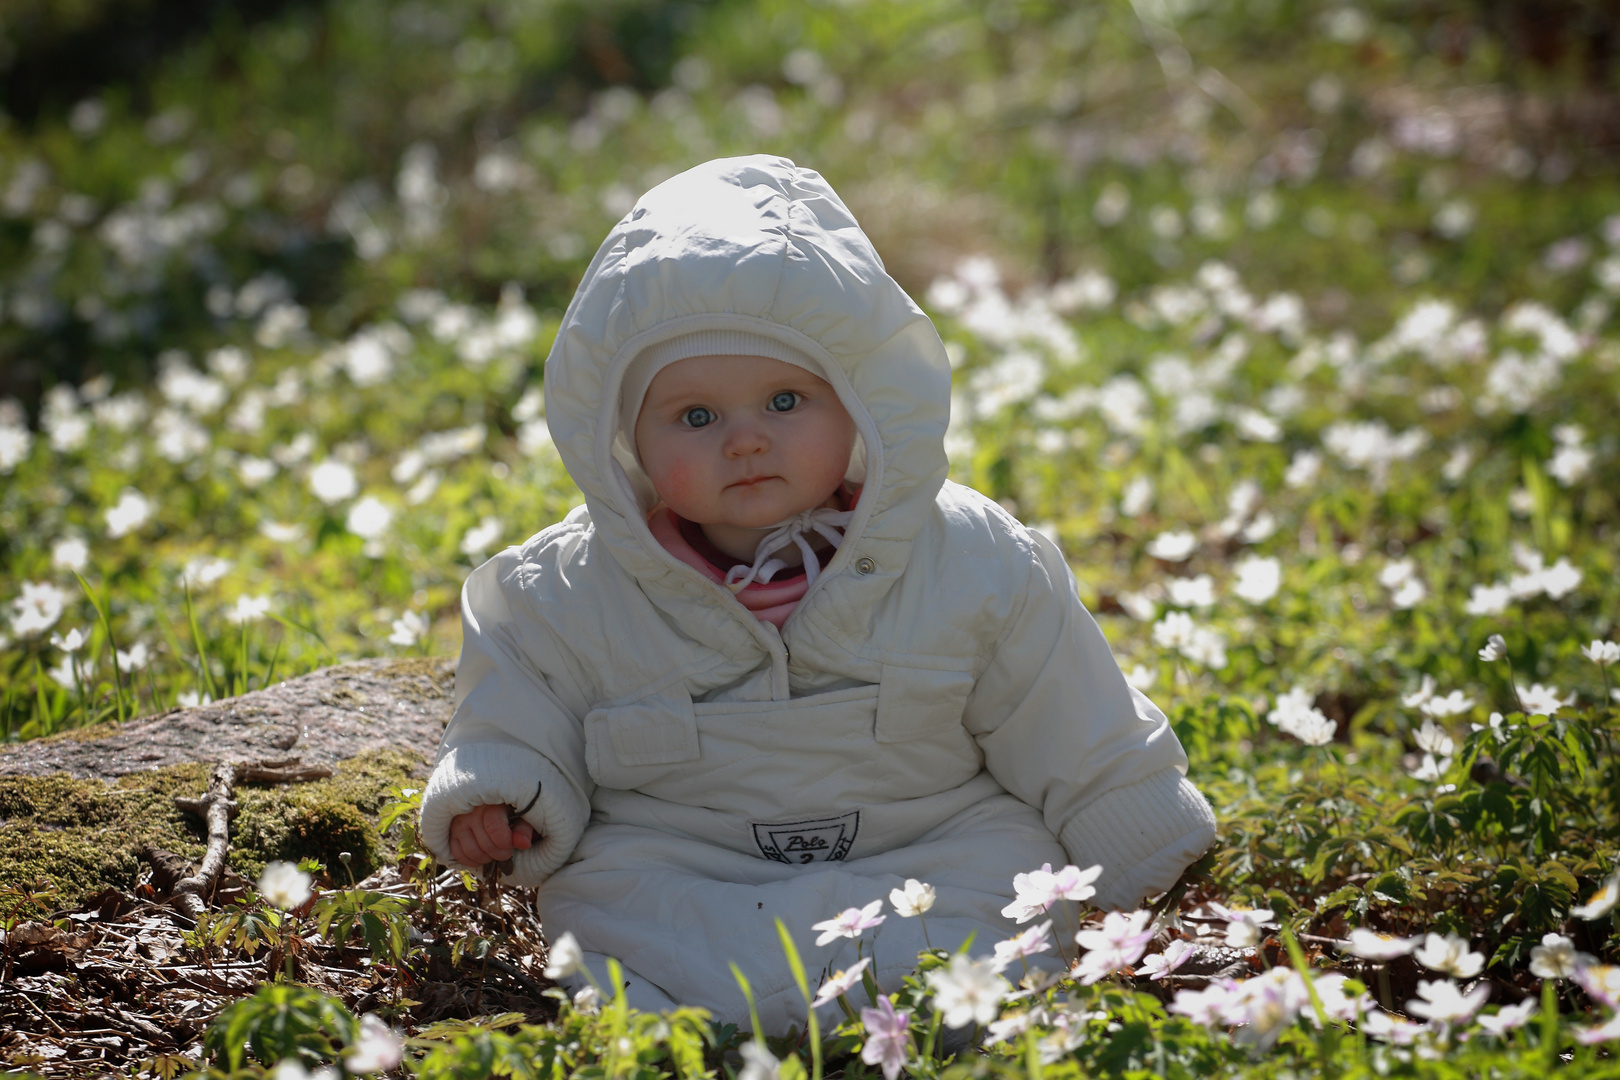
left=542, top=155, right=952, bottom=620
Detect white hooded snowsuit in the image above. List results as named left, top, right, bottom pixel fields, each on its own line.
left=420, top=155, right=1216, bottom=1031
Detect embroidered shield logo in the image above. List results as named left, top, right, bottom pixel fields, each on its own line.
left=752, top=811, right=860, bottom=865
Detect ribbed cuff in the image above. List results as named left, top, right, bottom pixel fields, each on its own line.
left=420, top=743, right=590, bottom=888
left=1058, top=767, right=1216, bottom=910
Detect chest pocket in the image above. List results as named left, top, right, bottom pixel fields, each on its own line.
left=875, top=664, right=976, bottom=743
left=583, top=685, right=700, bottom=791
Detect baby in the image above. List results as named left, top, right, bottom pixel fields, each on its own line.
left=420, top=155, right=1216, bottom=1031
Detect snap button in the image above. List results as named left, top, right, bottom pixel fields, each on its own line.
left=856, top=557, right=876, bottom=575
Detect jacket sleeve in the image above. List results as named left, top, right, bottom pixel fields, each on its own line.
left=418, top=548, right=595, bottom=888
left=964, top=528, right=1216, bottom=910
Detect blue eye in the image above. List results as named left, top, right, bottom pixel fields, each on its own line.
left=767, top=391, right=800, bottom=412
left=682, top=406, right=716, bottom=429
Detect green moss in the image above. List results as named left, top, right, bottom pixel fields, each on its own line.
left=0, top=749, right=423, bottom=908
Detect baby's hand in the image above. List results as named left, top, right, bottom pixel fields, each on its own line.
left=448, top=804, right=536, bottom=867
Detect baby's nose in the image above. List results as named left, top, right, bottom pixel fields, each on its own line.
left=722, top=419, right=770, bottom=456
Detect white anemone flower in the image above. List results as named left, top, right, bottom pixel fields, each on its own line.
left=1421, top=691, right=1474, bottom=719
left=543, top=931, right=585, bottom=979
left=1412, top=933, right=1484, bottom=978
left=345, top=495, right=394, bottom=540
left=1166, top=574, right=1217, bottom=609
left=1342, top=928, right=1418, bottom=961
left=50, top=627, right=89, bottom=653
left=1169, top=981, right=1235, bottom=1027
left=1573, top=872, right=1619, bottom=920
left=257, top=861, right=313, bottom=910
left=811, top=900, right=885, bottom=945
left=1139, top=939, right=1196, bottom=980
left=1001, top=863, right=1101, bottom=923
left=1361, top=1009, right=1426, bottom=1045
left=105, top=489, right=153, bottom=538
left=925, top=954, right=1008, bottom=1028
left=811, top=957, right=871, bottom=1008
left=226, top=595, right=272, bottom=625
left=1145, top=530, right=1199, bottom=562
left=1407, top=979, right=1489, bottom=1024
left=308, top=459, right=358, bottom=505
left=1073, top=910, right=1155, bottom=984
left=1577, top=964, right=1620, bottom=1009
left=1208, top=903, right=1277, bottom=950
left=889, top=878, right=936, bottom=917
left=1582, top=640, right=1620, bottom=666
left=1401, top=675, right=1436, bottom=709
left=116, top=641, right=151, bottom=673
left=51, top=536, right=89, bottom=572
left=344, top=1015, right=404, bottom=1075
left=738, top=1041, right=781, bottom=1080
left=459, top=516, right=504, bottom=558
left=10, top=581, right=68, bottom=638
left=991, top=920, right=1053, bottom=971
left=389, top=611, right=428, bottom=648
left=1529, top=933, right=1594, bottom=979
left=1476, top=999, right=1537, bottom=1036
left=1465, top=583, right=1512, bottom=616
left=1516, top=682, right=1569, bottom=716
left=1231, top=555, right=1281, bottom=604
left=1478, top=634, right=1507, bottom=662
left=1414, top=719, right=1455, bottom=757
left=1229, top=968, right=1310, bottom=1050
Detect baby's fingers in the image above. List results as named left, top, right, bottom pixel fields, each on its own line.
left=510, top=820, right=535, bottom=850
left=474, top=804, right=520, bottom=859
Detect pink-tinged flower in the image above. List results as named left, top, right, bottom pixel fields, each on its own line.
left=812, top=900, right=886, bottom=946
left=344, top=1015, right=404, bottom=1074
left=1229, top=968, right=1309, bottom=1051
left=1073, top=910, right=1155, bottom=985
left=859, top=995, right=912, bottom=1080
left=1170, top=982, right=1235, bottom=1027
left=924, top=954, right=1008, bottom=1028
left=1342, top=928, right=1419, bottom=961
left=1575, top=964, right=1620, bottom=1009
left=1361, top=1009, right=1426, bottom=1045
left=1576, top=1013, right=1620, bottom=1046
left=1529, top=933, right=1593, bottom=979
left=812, top=957, right=871, bottom=1008
left=1573, top=872, right=1619, bottom=920
left=1411, top=932, right=1484, bottom=978
left=1207, top=902, right=1277, bottom=950
left=992, top=920, right=1053, bottom=972
left=1139, top=939, right=1196, bottom=981
left=1311, top=973, right=1373, bottom=1023
left=1001, top=863, right=1102, bottom=924
left=1476, top=999, right=1537, bottom=1036
left=1407, top=979, right=1489, bottom=1024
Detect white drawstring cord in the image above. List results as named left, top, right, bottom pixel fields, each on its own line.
left=723, top=506, right=854, bottom=592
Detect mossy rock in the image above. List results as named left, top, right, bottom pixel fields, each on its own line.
left=0, top=749, right=425, bottom=907
left=0, top=658, right=454, bottom=908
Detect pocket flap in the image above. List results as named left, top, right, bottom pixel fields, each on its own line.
left=875, top=664, right=975, bottom=743
left=584, top=685, right=700, bottom=775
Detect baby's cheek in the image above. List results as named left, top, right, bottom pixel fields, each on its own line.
left=652, top=459, right=698, bottom=508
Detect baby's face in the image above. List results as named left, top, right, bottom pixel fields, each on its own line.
left=634, top=355, right=855, bottom=532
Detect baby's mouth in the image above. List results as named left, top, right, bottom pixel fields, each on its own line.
left=726, top=476, right=777, bottom=489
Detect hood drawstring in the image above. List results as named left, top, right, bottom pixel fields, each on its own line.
left=723, top=507, right=855, bottom=593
